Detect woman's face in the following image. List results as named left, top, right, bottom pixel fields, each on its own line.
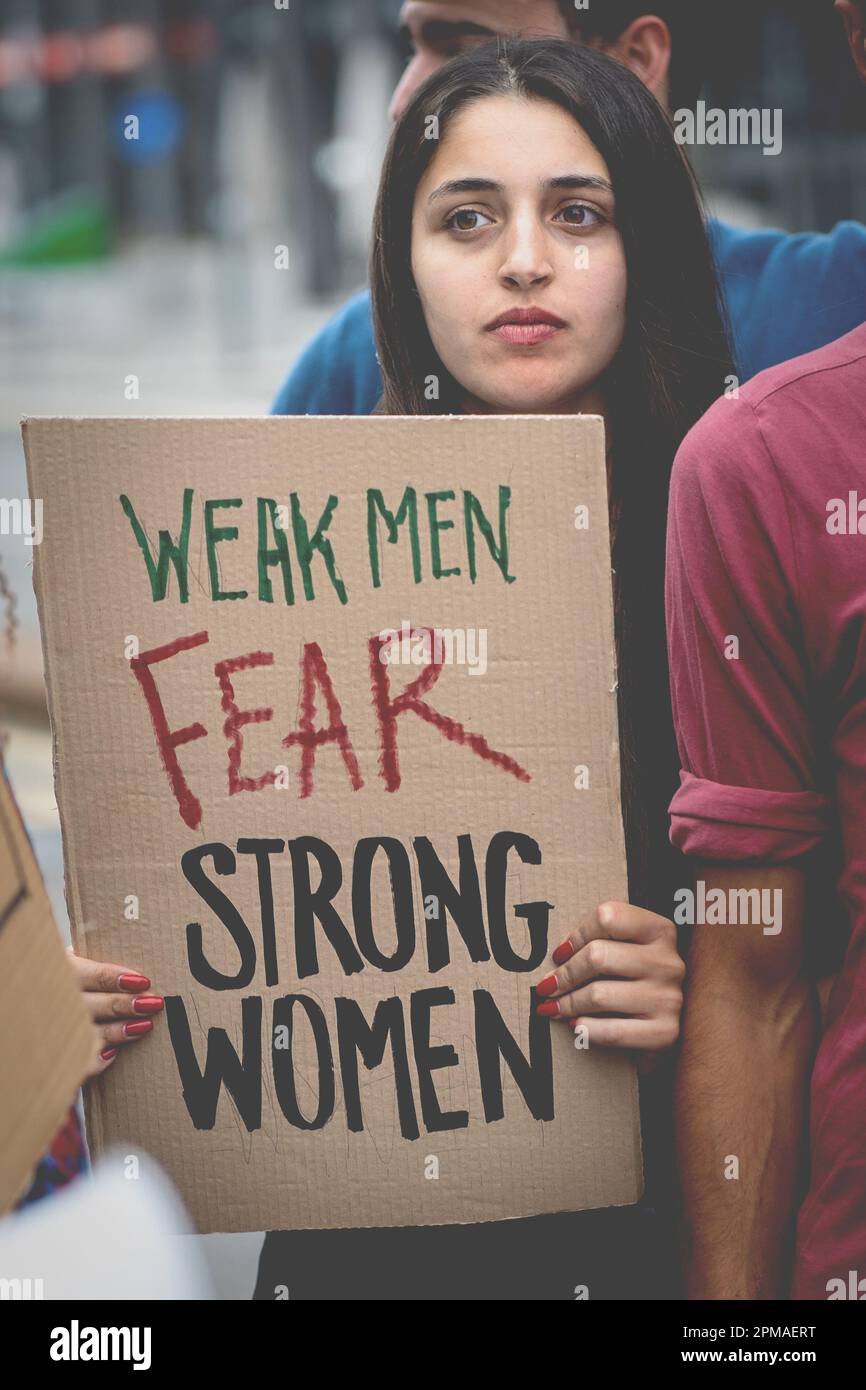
left=412, top=94, right=627, bottom=415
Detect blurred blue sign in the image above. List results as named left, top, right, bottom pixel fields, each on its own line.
left=112, top=91, right=185, bottom=164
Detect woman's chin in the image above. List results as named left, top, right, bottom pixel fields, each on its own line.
left=472, top=389, right=585, bottom=415
left=465, top=368, right=592, bottom=416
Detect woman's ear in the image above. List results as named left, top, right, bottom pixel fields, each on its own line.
left=603, top=17, right=673, bottom=112
left=835, top=0, right=866, bottom=85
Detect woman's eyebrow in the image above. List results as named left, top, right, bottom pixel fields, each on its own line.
left=427, top=178, right=502, bottom=204
left=548, top=175, right=614, bottom=194
left=426, top=174, right=614, bottom=205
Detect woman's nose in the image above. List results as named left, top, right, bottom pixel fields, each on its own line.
left=498, top=220, right=554, bottom=290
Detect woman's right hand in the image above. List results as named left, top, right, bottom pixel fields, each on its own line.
left=67, top=950, right=163, bottom=1080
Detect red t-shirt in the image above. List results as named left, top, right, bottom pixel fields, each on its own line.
left=666, top=322, right=866, bottom=1301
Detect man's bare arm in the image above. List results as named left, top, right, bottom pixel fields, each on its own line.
left=676, top=865, right=817, bottom=1299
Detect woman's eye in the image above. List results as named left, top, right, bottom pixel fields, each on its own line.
left=555, top=203, right=604, bottom=230
left=445, top=208, right=493, bottom=233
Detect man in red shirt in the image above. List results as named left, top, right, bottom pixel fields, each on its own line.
left=666, top=0, right=866, bottom=1302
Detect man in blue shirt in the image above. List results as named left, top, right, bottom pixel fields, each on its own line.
left=273, top=0, right=866, bottom=417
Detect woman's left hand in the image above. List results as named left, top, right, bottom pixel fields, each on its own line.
left=534, top=902, right=684, bottom=1056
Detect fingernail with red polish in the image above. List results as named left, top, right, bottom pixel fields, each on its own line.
left=536, top=974, right=558, bottom=998
left=118, top=973, right=151, bottom=993
left=124, top=1020, right=154, bottom=1037
left=537, top=1000, right=560, bottom=1018
left=100, top=1048, right=118, bottom=1062
left=552, top=940, right=575, bottom=966
left=133, top=995, right=164, bottom=1015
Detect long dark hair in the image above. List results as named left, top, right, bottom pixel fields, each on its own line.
left=370, top=38, right=733, bottom=912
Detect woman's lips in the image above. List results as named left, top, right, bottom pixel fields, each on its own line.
left=490, top=322, right=563, bottom=345
left=485, top=308, right=567, bottom=347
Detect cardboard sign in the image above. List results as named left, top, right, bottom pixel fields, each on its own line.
left=0, top=762, right=94, bottom=1213
left=25, top=415, right=641, bottom=1234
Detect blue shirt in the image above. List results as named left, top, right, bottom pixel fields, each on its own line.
left=271, top=218, right=866, bottom=416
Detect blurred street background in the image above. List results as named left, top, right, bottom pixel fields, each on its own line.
left=0, top=0, right=863, bottom=1297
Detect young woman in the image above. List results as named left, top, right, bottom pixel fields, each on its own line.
left=69, top=38, right=732, bottom=1298
left=371, top=36, right=731, bottom=924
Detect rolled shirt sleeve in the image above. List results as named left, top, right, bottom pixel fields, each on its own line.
left=665, top=394, right=829, bottom=863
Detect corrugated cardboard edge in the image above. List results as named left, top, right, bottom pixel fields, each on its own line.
left=581, top=415, right=644, bottom=1211
left=24, top=419, right=88, bottom=931
left=22, top=419, right=105, bottom=1169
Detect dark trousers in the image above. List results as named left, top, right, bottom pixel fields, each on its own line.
left=254, top=1202, right=680, bottom=1301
